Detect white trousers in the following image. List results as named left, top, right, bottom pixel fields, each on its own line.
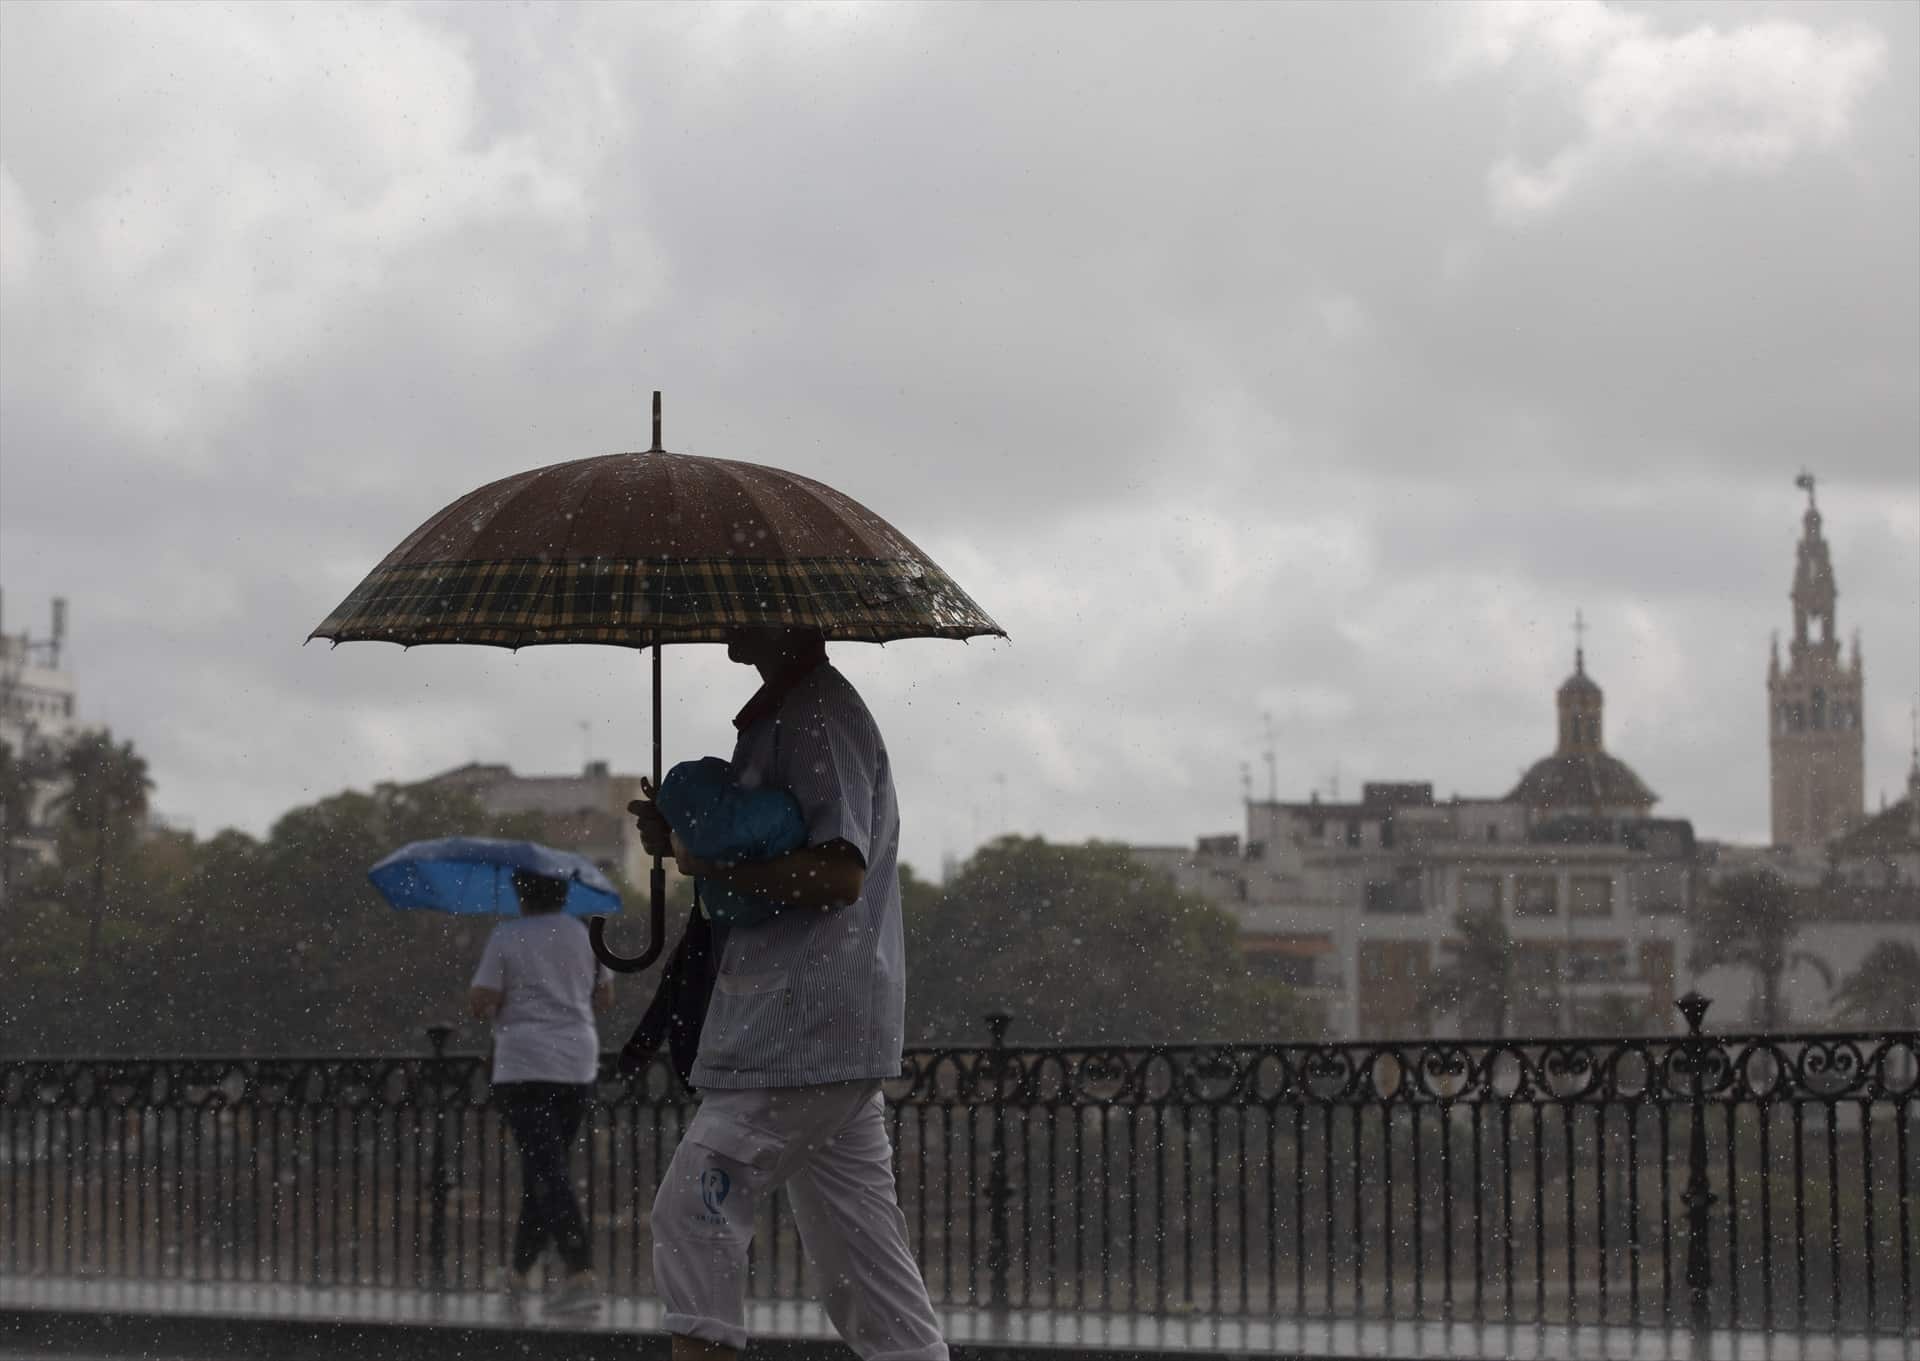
left=653, top=1080, right=947, bottom=1361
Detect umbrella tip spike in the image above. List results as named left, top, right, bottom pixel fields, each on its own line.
left=651, top=390, right=663, bottom=453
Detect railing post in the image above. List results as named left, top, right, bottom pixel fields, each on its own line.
left=985, top=1012, right=1012, bottom=1310
left=1676, top=993, right=1716, bottom=1339
left=425, top=1025, right=453, bottom=1293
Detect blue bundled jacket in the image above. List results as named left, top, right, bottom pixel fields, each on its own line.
left=654, top=757, right=807, bottom=928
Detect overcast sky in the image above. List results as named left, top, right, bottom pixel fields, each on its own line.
left=3, top=0, right=1916, bottom=879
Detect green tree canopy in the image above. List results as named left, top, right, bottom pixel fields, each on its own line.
left=7, top=779, right=1310, bottom=1055
left=50, top=729, right=153, bottom=973
left=0, top=738, right=33, bottom=902
left=903, top=836, right=1307, bottom=1045
left=0, top=771, right=575, bottom=1054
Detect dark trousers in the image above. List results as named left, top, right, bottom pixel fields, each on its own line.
left=494, top=1082, right=592, bottom=1275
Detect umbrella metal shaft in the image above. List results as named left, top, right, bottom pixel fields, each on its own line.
left=651, top=641, right=666, bottom=941
left=589, top=643, right=669, bottom=974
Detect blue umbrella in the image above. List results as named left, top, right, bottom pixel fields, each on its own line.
left=369, top=837, right=623, bottom=918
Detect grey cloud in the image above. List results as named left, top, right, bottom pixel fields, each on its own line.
left=2, top=0, right=1915, bottom=880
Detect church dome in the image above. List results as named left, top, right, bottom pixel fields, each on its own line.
left=1513, top=628, right=1658, bottom=816
left=1507, top=750, right=1656, bottom=814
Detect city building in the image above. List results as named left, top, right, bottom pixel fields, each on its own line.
left=0, top=593, right=84, bottom=880
left=1742, top=746, right=1920, bottom=1028
left=1768, top=473, right=1865, bottom=852
left=1831, top=746, right=1920, bottom=890
left=0, top=593, right=80, bottom=757
left=1692, top=775, right=1920, bottom=1029
left=1135, top=644, right=1698, bottom=1039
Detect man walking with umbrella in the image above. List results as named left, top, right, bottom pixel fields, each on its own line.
left=311, top=396, right=997, bottom=1353
left=632, top=625, right=946, bottom=1361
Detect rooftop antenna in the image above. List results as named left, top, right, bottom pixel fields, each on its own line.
left=650, top=390, right=663, bottom=453
left=1572, top=607, right=1586, bottom=672
left=1240, top=761, right=1253, bottom=805
left=49, top=598, right=67, bottom=671
left=1909, top=698, right=1920, bottom=837
left=1262, top=712, right=1278, bottom=804
left=579, top=719, right=592, bottom=769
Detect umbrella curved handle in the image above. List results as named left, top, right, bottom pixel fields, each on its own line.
left=590, top=865, right=668, bottom=974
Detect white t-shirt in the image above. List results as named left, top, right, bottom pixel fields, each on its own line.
left=470, top=914, right=611, bottom=1085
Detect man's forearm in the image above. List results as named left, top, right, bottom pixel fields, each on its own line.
left=691, top=843, right=864, bottom=911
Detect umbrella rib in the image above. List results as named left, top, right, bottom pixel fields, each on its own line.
left=718, top=458, right=803, bottom=563
left=715, top=459, right=858, bottom=633
left=477, top=459, right=596, bottom=650
left=522, top=456, right=610, bottom=650
left=643, top=451, right=685, bottom=651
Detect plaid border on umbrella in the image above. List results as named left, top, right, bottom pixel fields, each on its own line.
left=310, top=555, right=1005, bottom=648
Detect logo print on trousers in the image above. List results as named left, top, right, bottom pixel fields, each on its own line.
left=699, top=1168, right=732, bottom=1216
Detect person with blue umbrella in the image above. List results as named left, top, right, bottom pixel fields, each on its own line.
left=370, top=839, right=615, bottom=1312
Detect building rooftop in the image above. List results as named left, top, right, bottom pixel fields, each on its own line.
left=1832, top=789, right=1920, bottom=856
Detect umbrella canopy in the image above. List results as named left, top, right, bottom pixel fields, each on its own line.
left=369, top=837, right=622, bottom=918
left=310, top=450, right=1000, bottom=649
left=312, top=395, right=1004, bottom=973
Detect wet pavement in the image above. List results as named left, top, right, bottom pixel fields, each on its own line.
left=1, top=1276, right=1915, bottom=1360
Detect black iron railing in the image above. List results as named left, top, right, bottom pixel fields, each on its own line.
left=1, top=996, right=1914, bottom=1335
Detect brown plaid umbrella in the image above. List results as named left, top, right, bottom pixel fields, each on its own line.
left=311, top=395, right=1003, bottom=970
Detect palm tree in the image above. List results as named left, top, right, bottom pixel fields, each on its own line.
left=1425, top=907, right=1516, bottom=1038
left=1687, top=869, right=1825, bottom=1031
left=1830, top=940, right=1920, bottom=1029
left=52, top=730, right=153, bottom=973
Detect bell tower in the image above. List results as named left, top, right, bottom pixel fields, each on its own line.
left=1768, top=473, right=1864, bottom=851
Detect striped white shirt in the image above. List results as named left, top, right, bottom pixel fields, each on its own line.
left=690, top=662, right=906, bottom=1090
